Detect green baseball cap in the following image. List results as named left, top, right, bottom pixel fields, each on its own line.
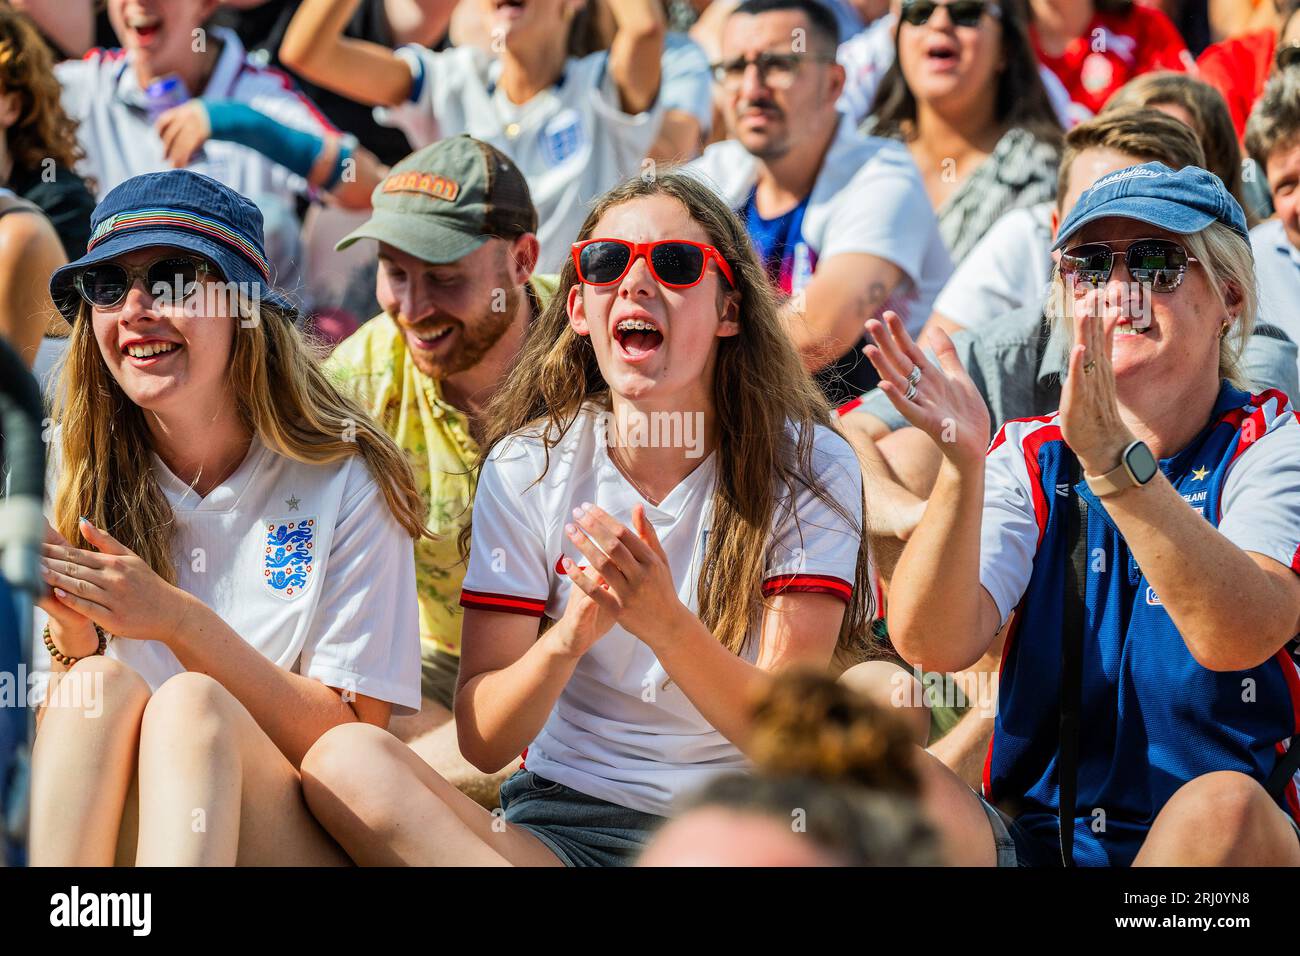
left=336, top=135, right=537, bottom=263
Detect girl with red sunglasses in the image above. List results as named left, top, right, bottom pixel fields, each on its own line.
left=297, top=171, right=878, bottom=867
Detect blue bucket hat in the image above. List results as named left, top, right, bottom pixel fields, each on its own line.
left=1052, top=162, right=1250, bottom=251
left=49, top=169, right=292, bottom=323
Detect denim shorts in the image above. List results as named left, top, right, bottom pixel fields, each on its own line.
left=499, top=770, right=666, bottom=867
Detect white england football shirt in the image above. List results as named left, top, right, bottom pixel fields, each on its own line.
left=56, top=27, right=338, bottom=294
left=374, top=45, right=664, bottom=273
left=36, top=434, right=422, bottom=713
left=459, top=405, right=863, bottom=816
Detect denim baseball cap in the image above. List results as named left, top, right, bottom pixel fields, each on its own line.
left=49, top=169, right=292, bottom=323
left=336, top=135, right=537, bottom=263
left=1052, top=162, right=1250, bottom=251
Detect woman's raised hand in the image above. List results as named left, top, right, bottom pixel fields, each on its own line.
left=863, top=311, right=992, bottom=471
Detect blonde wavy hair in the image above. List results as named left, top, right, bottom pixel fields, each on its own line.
left=463, top=171, right=875, bottom=664
left=1045, top=219, right=1258, bottom=391
left=52, top=296, right=429, bottom=583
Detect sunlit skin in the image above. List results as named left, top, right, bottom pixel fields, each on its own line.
left=90, top=245, right=236, bottom=419
left=109, top=0, right=221, bottom=92
left=638, top=808, right=849, bottom=866
left=1065, top=217, right=1231, bottom=406
left=567, top=194, right=739, bottom=419
left=1264, top=138, right=1300, bottom=252
left=718, top=10, right=844, bottom=161
left=896, top=1, right=1004, bottom=117
left=375, top=238, right=532, bottom=384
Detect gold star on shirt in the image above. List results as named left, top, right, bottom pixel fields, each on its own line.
left=286, top=494, right=301, bottom=511
left=1191, top=466, right=1209, bottom=481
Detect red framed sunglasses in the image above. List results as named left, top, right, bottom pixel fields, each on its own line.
left=571, top=238, right=735, bottom=289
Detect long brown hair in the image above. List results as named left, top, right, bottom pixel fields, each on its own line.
left=0, top=7, right=84, bottom=174
left=52, top=296, right=430, bottom=584
left=464, top=171, right=874, bottom=663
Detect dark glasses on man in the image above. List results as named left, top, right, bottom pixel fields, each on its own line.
left=572, top=239, right=735, bottom=289
left=73, top=254, right=216, bottom=309
left=1059, top=238, right=1199, bottom=293
left=900, top=0, right=1001, bottom=27
left=1277, top=42, right=1300, bottom=72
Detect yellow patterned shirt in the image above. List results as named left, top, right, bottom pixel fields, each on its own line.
left=323, top=275, right=558, bottom=658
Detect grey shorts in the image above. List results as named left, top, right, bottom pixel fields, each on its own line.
left=499, top=770, right=666, bottom=867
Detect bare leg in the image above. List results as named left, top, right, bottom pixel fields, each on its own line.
left=30, top=656, right=151, bottom=866
left=839, top=660, right=931, bottom=746
left=301, top=722, right=564, bottom=866
left=913, top=748, right=1000, bottom=866
left=1134, top=771, right=1300, bottom=866
left=389, top=698, right=518, bottom=810
left=133, top=672, right=349, bottom=866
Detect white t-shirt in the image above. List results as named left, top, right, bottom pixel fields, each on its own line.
left=375, top=45, right=664, bottom=273
left=1251, top=218, right=1300, bottom=385
left=459, top=405, right=863, bottom=816
left=56, top=27, right=336, bottom=295
left=686, top=115, right=952, bottom=335
left=35, top=434, right=421, bottom=713
left=932, top=202, right=1055, bottom=329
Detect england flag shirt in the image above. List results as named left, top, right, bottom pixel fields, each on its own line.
left=374, top=45, right=664, bottom=274
left=459, top=405, right=863, bottom=816
left=979, top=383, right=1300, bottom=865
left=36, top=434, right=422, bottom=714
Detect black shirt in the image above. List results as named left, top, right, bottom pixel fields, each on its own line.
left=8, top=163, right=95, bottom=260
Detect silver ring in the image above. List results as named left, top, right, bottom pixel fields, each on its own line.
left=903, top=380, right=918, bottom=402
left=907, top=364, right=922, bottom=387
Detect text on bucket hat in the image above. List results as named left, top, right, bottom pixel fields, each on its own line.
left=49, top=169, right=292, bottom=323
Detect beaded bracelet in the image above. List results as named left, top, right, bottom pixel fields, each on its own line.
left=43, top=622, right=107, bottom=667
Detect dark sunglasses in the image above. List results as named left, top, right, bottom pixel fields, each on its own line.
left=73, top=254, right=217, bottom=310
left=1059, top=238, right=1199, bottom=293
left=1277, top=41, right=1300, bottom=72
left=900, top=0, right=1001, bottom=27
left=572, top=239, right=735, bottom=289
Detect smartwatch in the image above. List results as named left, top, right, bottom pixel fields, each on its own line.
left=1084, top=440, right=1158, bottom=497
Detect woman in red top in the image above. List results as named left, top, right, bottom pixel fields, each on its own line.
left=1198, top=0, right=1300, bottom=142
left=1031, top=0, right=1193, bottom=115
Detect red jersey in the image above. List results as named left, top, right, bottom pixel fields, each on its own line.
left=1197, top=29, right=1276, bottom=142
left=1033, top=4, right=1194, bottom=115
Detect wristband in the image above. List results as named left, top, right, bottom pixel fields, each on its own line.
left=44, top=622, right=107, bottom=667
left=202, top=98, right=325, bottom=179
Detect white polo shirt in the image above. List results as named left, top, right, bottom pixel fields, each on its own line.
left=686, top=115, right=952, bottom=335
left=374, top=45, right=664, bottom=273
left=459, top=405, right=863, bottom=816
left=1251, top=218, right=1300, bottom=384
left=35, top=434, right=421, bottom=713
left=56, top=27, right=337, bottom=292
left=932, top=202, right=1055, bottom=329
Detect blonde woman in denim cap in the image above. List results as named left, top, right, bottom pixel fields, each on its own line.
left=31, top=170, right=426, bottom=866
left=868, top=162, right=1300, bottom=866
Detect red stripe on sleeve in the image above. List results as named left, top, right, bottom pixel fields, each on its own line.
left=459, top=589, right=546, bottom=617
left=761, top=573, right=853, bottom=603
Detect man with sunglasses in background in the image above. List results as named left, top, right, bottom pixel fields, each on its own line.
left=322, top=136, right=557, bottom=809
left=687, top=0, right=952, bottom=409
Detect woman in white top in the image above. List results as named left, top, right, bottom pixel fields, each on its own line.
left=30, top=169, right=427, bottom=866
left=299, top=171, right=875, bottom=866
left=278, top=0, right=666, bottom=273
